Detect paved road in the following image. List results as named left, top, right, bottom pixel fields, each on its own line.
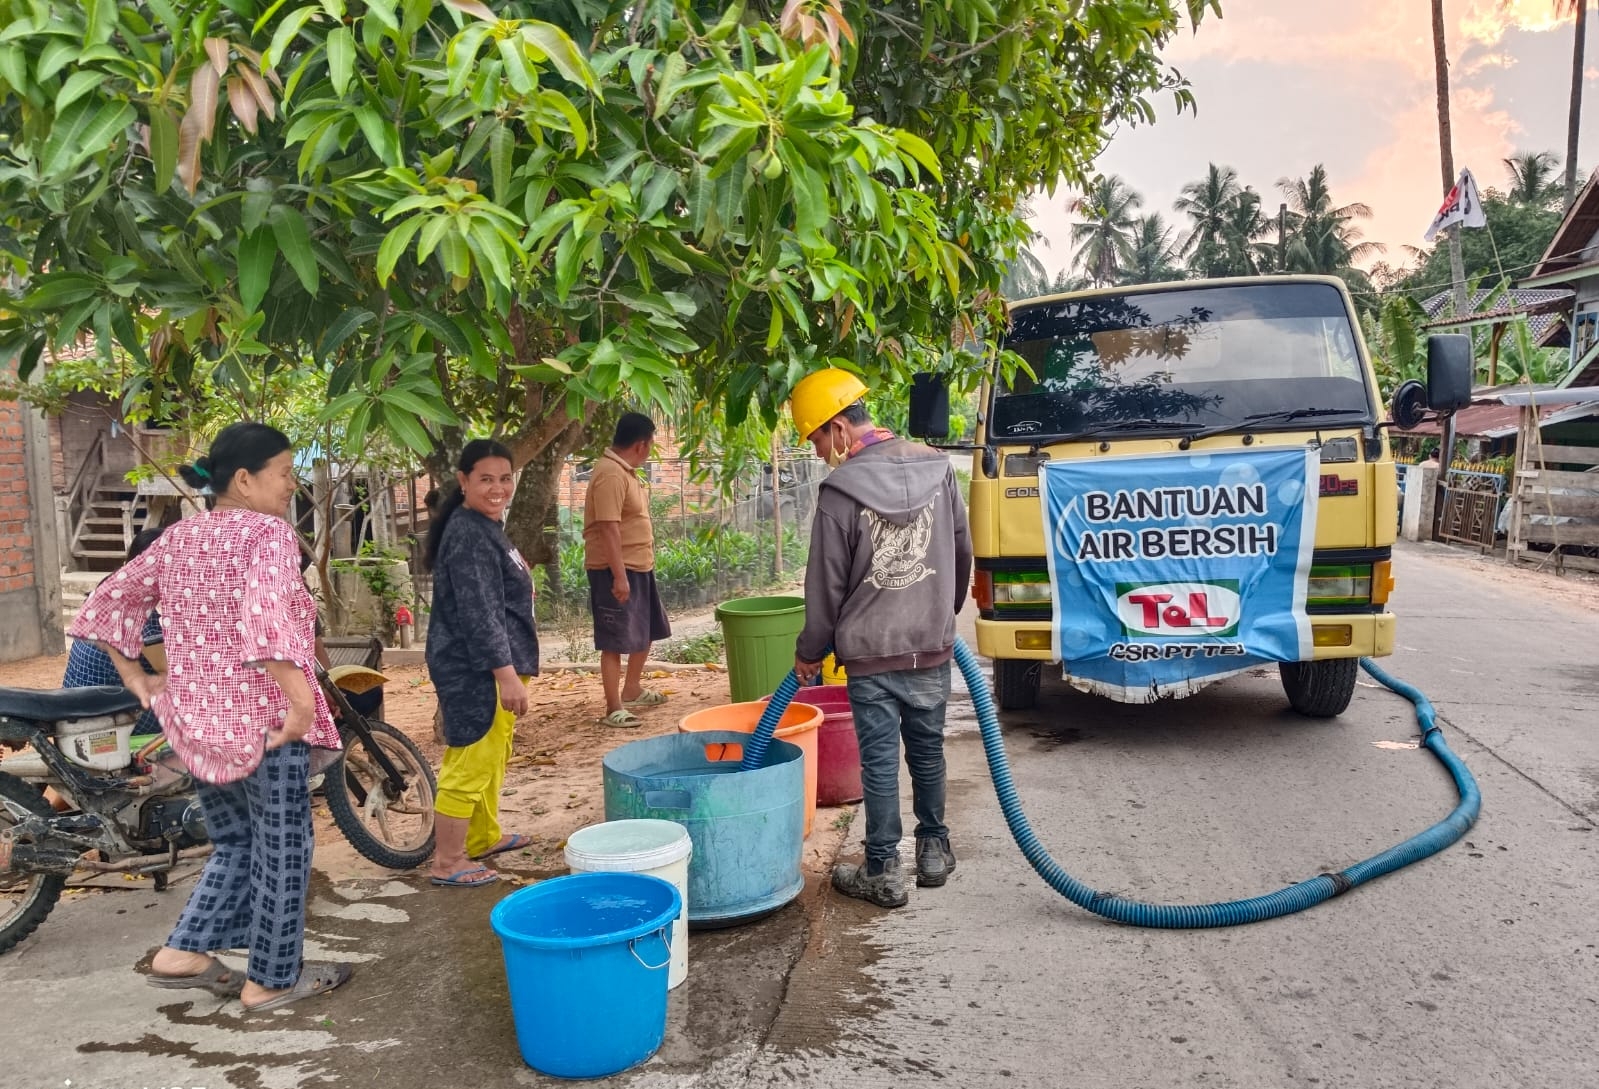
left=2, top=542, right=1595, bottom=1089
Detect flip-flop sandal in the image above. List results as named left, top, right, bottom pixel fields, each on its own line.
left=430, top=866, right=498, bottom=887
left=599, top=709, right=643, bottom=728
left=624, top=689, right=668, bottom=707
left=147, top=956, right=245, bottom=998
left=242, top=961, right=355, bottom=1013
left=470, top=834, right=532, bottom=861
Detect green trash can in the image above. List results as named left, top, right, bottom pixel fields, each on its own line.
left=716, top=596, right=806, bottom=702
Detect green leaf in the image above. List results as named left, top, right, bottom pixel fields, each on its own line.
left=22, top=273, right=100, bottom=310
left=520, top=21, right=595, bottom=92
left=264, top=7, right=314, bottom=69
left=241, top=189, right=272, bottom=234
left=326, top=26, right=354, bottom=97
left=490, top=121, right=514, bottom=203
left=411, top=309, right=471, bottom=357
left=497, top=36, right=535, bottom=95
left=54, top=69, right=104, bottom=112
left=381, top=385, right=456, bottom=425
left=268, top=205, right=319, bottom=294
left=376, top=216, right=424, bottom=284
left=893, top=131, right=943, bottom=182
left=237, top=227, right=275, bottom=313
left=652, top=52, right=687, bottom=120
left=786, top=158, right=828, bottom=249
left=41, top=99, right=136, bottom=179
left=109, top=306, right=150, bottom=370
left=354, top=106, right=399, bottom=165
left=381, top=404, right=434, bottom=455
left=147, top=105, right=177, bottom=194
left=36, top=37, right=78, bottom=82
left=317, top=308, right=374, bottom=360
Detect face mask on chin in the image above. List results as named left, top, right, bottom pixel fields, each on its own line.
left=823, top=426, right=849, bottom=468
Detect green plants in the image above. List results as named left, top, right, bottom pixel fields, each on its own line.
left=330, top=542, right=412, bottom=641
left=657, top=630, right=725, bottom=665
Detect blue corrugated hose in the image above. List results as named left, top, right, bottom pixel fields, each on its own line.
left=746, top=640, right=1480, bottom=928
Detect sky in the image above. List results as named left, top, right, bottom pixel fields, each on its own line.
left=1026, top=0, right=1599, bottom=280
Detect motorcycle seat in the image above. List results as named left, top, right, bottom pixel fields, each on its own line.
left=0, top=686, right=144, bottom=724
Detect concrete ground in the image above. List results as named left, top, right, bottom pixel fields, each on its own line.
left=3, top=541, right=1597, bottom=1088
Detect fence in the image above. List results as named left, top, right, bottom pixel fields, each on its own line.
left=532, top=450, right=824, bottom=627
left=1506, top=440, right=1599, bottom=573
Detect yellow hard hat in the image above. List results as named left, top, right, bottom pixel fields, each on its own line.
left=789, top=369, right=868, bottom=441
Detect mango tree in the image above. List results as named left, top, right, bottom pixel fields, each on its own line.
left=0, top=0, right=1217, bottom=565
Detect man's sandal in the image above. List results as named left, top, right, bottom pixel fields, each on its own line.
left=599, top=709, right=643, bottom=728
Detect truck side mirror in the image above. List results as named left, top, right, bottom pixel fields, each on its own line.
left=1390, top=380, right=1428, bottom=430
left=1425, top=334, right=1473, bottom=411
left=908, top=372, right=951, bottom=439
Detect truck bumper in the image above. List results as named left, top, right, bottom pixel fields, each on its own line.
left=975, top=612, right=1395, bottom=662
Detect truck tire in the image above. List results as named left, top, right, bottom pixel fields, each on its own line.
left=1279, top=659, right=1359, bottom=718
left=993, top=659, right=1041, bottom=711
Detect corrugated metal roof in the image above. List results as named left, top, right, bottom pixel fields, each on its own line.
left=1420, top=287, right=1571, bottom=341
left=1400, top=398, right=1599, bottom=439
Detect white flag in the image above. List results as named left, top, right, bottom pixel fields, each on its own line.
left=1423, top=168, right=1488, bottom=242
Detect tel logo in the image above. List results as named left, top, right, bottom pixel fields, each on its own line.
left=1115, top=581, right=1241, bottom=637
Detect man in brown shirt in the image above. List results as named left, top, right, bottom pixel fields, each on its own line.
left=583, top=413, right=672, bottom=726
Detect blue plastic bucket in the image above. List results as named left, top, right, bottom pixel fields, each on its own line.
left=490, top=872, right=681, bottom=1079
left=602, top=731, right=805, bottom=929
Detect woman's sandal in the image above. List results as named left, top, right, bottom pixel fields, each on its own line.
left=470, top=833, right=531, bottom=861
left=599, top=709, right=643, bottom=728
left=623, top=689, right=668, bottom=707
left=241, top=961, right=355, bottom=1013
left=147, top=956, right=245, bottom=997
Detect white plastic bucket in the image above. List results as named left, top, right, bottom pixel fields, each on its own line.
left=564, top=819, right=693, bottom=989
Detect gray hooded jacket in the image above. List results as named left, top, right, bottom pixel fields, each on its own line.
left=796, top=437, right=972, bottom=676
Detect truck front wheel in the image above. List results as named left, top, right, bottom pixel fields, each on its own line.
left=993, top=659, right=1041, bottom=711
left=1279, top=659, right=1359, bottom=718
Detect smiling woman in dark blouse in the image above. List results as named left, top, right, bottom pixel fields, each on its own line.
left=423, top=439, right=539, bottom=887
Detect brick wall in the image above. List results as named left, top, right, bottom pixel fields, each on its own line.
left=0, top=366, right=63, bottom=661
left=0, top=394, right=36, bottom=598
left=49, top=391, right=133, bottom=493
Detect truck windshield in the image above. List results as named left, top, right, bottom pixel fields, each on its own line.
left=989, top=282, right=1374, bottom=443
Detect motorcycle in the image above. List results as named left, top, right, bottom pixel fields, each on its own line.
left=0, top=662, right=436, bottom=955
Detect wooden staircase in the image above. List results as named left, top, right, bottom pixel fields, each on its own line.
left=71, top=474, right=147, bottom=570
left=63, top=432, right=147, bottom=572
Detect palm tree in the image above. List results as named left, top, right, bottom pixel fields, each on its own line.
left=1120, top=214, right=1184, bottom=285
left=1278, top=165, right=1384, bottom=276
left=1221, top=188, right=1276, bottom=276
left=1069, top=174, right=1142, bottom=286
left=1503, top=150, right=1562, bottom=207
left=1173, top=163, right=1243, bottom=278
left=1002, top=243, right=1088, bottom=299
left=1557, top=0, right=1588, bottom=210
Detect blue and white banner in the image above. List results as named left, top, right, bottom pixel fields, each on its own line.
left=1040, top=448, right=1319, bottom=702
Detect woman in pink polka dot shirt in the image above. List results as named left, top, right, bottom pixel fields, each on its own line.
left=69, top=422, right=354, bottom=1013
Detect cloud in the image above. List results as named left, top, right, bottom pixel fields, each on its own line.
left=1024, top=0, right=1595, bottom=279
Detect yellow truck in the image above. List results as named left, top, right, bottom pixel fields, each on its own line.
left=909, top=276, right=1471, bottom=717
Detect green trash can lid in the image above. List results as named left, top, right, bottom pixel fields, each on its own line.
left=715, top=595, right=806, bottom=619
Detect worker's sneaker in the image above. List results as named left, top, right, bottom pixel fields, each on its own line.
left=915, top=835, right=957, bottom=888
left=831, top=856, right=909, bottom=909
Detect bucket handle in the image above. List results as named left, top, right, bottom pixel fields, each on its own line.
left=629, top=927, right=672, bottom=971
left=643, top=789, right=693, bottom=811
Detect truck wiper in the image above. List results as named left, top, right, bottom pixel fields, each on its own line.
left=1067, top=418, right=1205, bottom=443
left=1178, top=407, right=1367, bottom=447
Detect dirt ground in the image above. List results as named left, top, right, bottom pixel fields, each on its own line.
left=0, top=653, right=852, bottom=886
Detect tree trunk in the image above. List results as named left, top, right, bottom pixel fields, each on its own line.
left=1432, top=0, right=1469, bottom=317
left=504, top=419, right=587, bottom=572
left=1565, top=0, right=1588, bottom=212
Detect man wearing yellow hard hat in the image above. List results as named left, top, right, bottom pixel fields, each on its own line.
left=789, top=368, right=973, bottom=909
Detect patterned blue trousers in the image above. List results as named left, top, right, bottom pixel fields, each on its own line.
left=167, top=742, right=313, bottom=988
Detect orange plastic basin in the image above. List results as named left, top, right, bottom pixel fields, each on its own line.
left=678, top=700, right=823, bottom=838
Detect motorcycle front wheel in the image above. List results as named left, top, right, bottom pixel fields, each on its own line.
left=0, top=771, right=66, bottom=955
left=323, top=720, right=436, bottom=870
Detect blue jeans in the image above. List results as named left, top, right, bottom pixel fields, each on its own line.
left=846, top=663, right=951, bottom=866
